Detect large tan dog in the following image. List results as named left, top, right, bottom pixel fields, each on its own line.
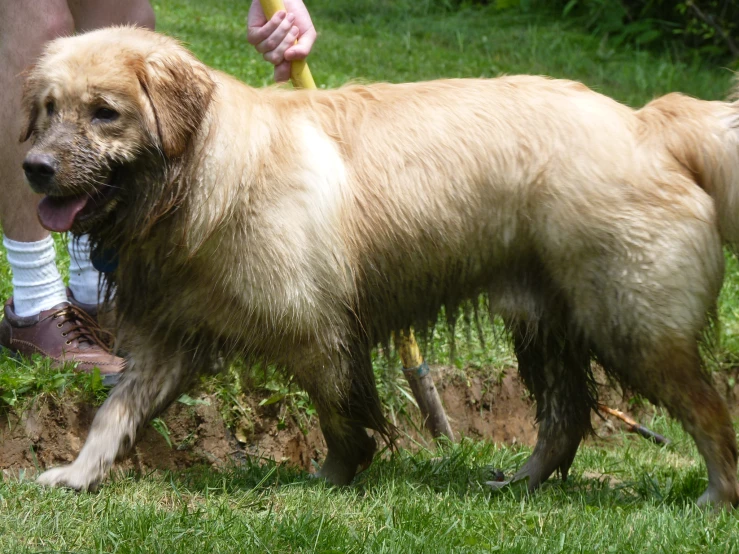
left=21, top=27, right=739, bottom=506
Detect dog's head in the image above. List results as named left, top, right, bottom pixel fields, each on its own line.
left=20, top=26, right=215, bottom=235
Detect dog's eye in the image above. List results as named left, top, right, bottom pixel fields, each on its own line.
left=45, top=101, right=54, bottom=117
left=93, top=107, right=119, bottom=122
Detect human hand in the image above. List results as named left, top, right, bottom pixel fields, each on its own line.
left=247, top=0, right=316, bottom=83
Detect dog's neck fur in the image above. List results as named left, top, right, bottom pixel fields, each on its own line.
left=637, top=93, right=739, bottom=247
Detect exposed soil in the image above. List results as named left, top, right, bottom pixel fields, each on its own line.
left=3, top=365, right=739, bottom=477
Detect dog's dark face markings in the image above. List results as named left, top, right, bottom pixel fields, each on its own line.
left=20, top=29, right=215, bottom=235
left=21, top=63, right=153, bottom=233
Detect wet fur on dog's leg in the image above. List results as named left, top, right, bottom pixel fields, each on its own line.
left=500, top=319, right=593, bottom=491
left=36, top=345, right=196, bottom=491
left=315, top=413, right=378, bottom=485
left=604, top=338, right=739, bottom=507
left=305, top=343, right=391, bottom=485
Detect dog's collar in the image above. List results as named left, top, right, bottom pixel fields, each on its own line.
left=91, top=247, right=119, bottom=273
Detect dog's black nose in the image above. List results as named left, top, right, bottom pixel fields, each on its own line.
left=23, top=153, right=58, bottom=192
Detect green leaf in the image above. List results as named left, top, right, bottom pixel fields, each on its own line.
left=562, top=0, right=578, bottom=17
left=259, top=392, right=286, bottom=406
left=177, top=393, right=211, bottom=406
left=151, top=417, right=173, bottom=448
left=1, top=390, right=17, bottom=406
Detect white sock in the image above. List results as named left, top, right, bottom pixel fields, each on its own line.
left=3, top=235, right=68, bottom=317
left=67, top=234, right=104, bottom=305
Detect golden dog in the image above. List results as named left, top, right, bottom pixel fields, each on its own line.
left=21, top=27, right=739, bottom=506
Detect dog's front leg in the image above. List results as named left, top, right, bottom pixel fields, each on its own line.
left=37, top=346, right=195, bottom=492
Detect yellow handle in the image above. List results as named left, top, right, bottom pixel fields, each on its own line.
left=259, top=0, right=316, bottom=90
left=394, top=328, right=423, bottom=369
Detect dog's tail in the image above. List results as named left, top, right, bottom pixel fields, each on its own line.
left=637, top=91, right=739, bottom=246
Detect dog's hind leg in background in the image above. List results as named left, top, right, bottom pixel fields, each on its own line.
left=502, top=317, right=593, bottom=490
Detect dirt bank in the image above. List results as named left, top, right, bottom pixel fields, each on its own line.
left=3, top=365, right=737, bottom=476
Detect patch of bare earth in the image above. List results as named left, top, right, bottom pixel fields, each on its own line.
left=3, top=365, right=738, bottom=477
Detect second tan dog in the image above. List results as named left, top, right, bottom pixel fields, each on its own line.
left=20, top=27, right=739, bottom=506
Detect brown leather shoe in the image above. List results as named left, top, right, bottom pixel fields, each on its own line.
left=0, top=298, right=124, bottom=386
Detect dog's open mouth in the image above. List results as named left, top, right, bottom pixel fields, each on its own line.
left=37, top=170, right=120, bottom=232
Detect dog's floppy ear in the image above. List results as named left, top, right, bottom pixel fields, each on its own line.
left=19, top=68, right=41, bottom=143
left=134, top=48, right=215, bottom=158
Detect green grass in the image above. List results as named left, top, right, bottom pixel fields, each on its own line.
left=2, top=0, right=739, bottom=551
left=153, top=0, right=735, bottom=103
left=0, top=350, right=109, bottom=409
left=3, top=422, right=739, bottom=553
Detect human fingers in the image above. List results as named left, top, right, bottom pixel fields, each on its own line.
left=248, top=9, right=290, bottom=48
left=274, top=60, right=291, bottom=83
left=262, top=24, right=299, bottom=65
left=284, top=24, right=316, bottom=60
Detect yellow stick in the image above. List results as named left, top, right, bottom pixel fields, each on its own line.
left=598, top=404, right=670, bottom=445
left=258, top=0, right=316, bottom=90
left=395, top=329, right=454, bottom=440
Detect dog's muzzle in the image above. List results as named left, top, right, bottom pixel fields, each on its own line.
left=23, top=152, right=59, bottom=194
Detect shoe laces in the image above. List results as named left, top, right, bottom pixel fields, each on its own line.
left=52, top=305, right=115, bottom=350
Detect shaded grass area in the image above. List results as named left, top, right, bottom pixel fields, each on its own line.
left=154, top=0, right=734, bottom=103
left=0, top=350, right=108, bottom=409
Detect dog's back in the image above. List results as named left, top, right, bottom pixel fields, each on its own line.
left=196, top=74, right=722, bottom=351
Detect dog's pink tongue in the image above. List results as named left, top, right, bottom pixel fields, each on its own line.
left=37, top=195, right=89, bottom=232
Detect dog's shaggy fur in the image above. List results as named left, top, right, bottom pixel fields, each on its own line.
left=22, top=27, right=739, bottom=506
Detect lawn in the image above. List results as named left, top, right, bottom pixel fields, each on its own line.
left=2, top=0, right=739, bottom=552
left=3, top=427, right=739, bottom=553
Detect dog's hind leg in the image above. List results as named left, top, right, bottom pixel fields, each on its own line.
left=572, top=222, right=738, bottom=507
left=601, top=336, right=739, bottom=508
left=298, top=344, right=391, bottom=486
left=37, top=344, right=197, bottom=491
left=492, top=319, right=592, bottom=492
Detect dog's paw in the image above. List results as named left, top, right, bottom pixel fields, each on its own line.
left=485, top=473, right=530, bottom=493
left=485, top=478, right=512, bottom=491
left=696, top=483, right=739, bottom=511
left=37, top=465, right=99, bottom=492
